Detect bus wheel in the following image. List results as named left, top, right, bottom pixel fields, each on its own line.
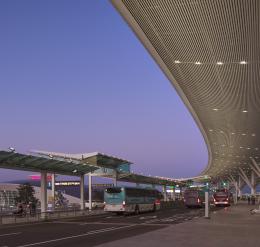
left=135, top=205, right=140, bottom=215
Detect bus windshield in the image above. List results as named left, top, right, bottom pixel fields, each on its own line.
left=104, top=187, right=124, bottom=204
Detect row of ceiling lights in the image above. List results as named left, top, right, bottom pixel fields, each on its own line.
left=212, top=143, right=259, bottom=150
left=212, top=108, right=248, bottom=112
left=174, top=60, right=247, bottom=65
left=209, top=130, right=256, bottom=136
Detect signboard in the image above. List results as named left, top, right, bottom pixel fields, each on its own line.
left=55, top=181, right=80, bottom=186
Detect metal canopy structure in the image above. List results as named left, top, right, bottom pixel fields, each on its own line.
left=117, top=173, right=185, bottom=186
left=0, top=151, right=98, bottom=176
left=111, top=0, right=260, bottom=182
left=0, top=150, right=186, bottom=186
left=32, top=150, right=132, bottom=170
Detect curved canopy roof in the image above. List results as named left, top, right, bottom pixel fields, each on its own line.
left=111, top=0, right=260, bottom=180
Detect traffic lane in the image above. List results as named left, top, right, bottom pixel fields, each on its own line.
left=0, top=222, right=130, bottom=247
left=0, top=207, right=220, bottom=246
left=0, top=223, right=165, bottom=247
left=75, top=205, right=220, bottom=225
left=52, top=207, right=204, bottom=225
left=18, top=224, right=165, bottom=247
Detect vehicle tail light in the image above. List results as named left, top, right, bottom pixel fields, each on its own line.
left=155, top=199, right=161, bottom=205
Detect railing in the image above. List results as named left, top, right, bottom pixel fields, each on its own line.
left=0, top=208, right=106, bottom=225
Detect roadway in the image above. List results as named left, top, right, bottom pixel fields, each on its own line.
left=0, top=207, right=213, bottom=247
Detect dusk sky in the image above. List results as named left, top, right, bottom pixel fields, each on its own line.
left=0, top=0, right=208, bottom=182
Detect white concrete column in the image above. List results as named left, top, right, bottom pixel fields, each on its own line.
left=172, top=188, right=176, bottom=201
left=88, top=173, right=92, bottom=211
left=40, top=171, right=47, bottom=214
left=205, top=191, right=210, bottom=219
left=238, top=176, right=242, bottom=197
left=251, top=170, right=256, bottom=195
left=113, top=170, right=118, bottom=187
left=51, top=173, right=55, bottom=211
left=163, top=185, right=167, bottom=202
left=234, top=181, right=238, bottom=204
left=80, top=175, right=85, bottom=210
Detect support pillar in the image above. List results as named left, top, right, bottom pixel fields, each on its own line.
left=163, top=185, right=167, bottom=202
left=80, top=174, right=85, bottom=210
left=172, top=188, right=176, bottom=201
left=205, top=191, right=210, bottom=219
left=113, top=171, right=118, bottom=187
left=40, top=171, right=47, bottom=215
left=234, top=181, right=238, bottom=204
left=251, top=170, right=256, bottom=195
left=238, top=176, right=242, bottom=198
left=51, top=173, right=55, bottom=211
left=88, top=173, right=92, bottom=211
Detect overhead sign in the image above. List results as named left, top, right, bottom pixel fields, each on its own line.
left=55, top=181, right=80, bottom=186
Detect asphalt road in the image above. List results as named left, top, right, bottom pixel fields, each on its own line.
left=0, top=207, right=211, bottom=247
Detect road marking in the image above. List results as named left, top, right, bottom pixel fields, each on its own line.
left=139, top=216, right=157, bottom=220
left=17, top=224, right=137, bottom=247
left=0, top=232, right=21, bottom=237
left=52, top=221, right=82, bottom=224
left=80, top=222, right=133, bottom=226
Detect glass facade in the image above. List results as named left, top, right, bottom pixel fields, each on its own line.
left=0, top=190, right=18, bottom=208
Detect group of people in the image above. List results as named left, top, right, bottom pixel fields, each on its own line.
left=247, top=195, right=257, bottom=205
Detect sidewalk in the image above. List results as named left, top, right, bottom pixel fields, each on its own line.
left=97, top=202, right=260, bottom=247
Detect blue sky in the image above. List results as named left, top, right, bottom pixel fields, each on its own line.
left=0, top=0, right=208, bottom=182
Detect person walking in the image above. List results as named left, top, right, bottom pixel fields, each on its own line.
left=248, top=196, right=251, bottom=205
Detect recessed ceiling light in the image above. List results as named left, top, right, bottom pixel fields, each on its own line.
left=231, top=132, right=235, bottom=135
left=240, top=146, right=243, bottom=149
left=217, top=62, right=223, bottom=65
left=209, top=129, right=213, bottom=132
left=242, top=110, right=248, bottom=113
left=252, top=133, right=256, bottom=136
left=247, top=147, right=251, bottom=150
left=240, top=61, right=247, bottom=64
left=213, top=108, right=219, bottom=111
left=195, top=62, right=201, bottom=65
left=174, top=60, right=181, bottom=64
left=242, top=133, right=246, bottom=136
